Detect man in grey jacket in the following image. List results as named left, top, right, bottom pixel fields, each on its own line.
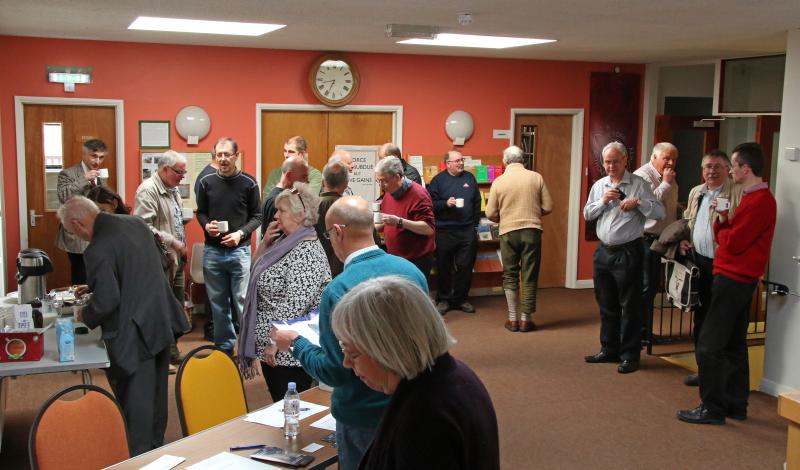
left=56, top=138, right=108, bottom=284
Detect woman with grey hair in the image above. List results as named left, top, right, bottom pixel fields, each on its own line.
left=332, top=276, right=499, bottom=470
left=238, top=182, right=332, bottom=401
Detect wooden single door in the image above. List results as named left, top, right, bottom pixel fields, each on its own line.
left=514, top=115, right=572, bottom=288
left=260, top=110, right=393, bottom=185
left=23, top=104, right=117, bottom=289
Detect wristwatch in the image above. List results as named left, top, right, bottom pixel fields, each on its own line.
left=397, top=218, right=404, bottom=228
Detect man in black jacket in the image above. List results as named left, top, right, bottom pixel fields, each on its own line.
left=59, top=196, right=188, bottom=456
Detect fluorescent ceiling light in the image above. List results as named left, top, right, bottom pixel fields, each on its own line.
left=399, top=33, right=555, bottom=49
left=128, top=16, right=285, bottom=36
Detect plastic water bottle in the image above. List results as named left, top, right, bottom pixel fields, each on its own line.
left=284, top=382, right=300, bottom=439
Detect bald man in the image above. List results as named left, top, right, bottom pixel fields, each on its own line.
left=378, top=143, right=422, bottom=185
left=329, top=149, right=355, bottom=196
left=264, top=135, right=323, bottom=194
left=260, top=155, right=310, bottom=236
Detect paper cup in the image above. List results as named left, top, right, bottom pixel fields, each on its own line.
left=715, top=197, right=730, bottom=211
left=374, top=212, right=383, bottom=223
left=372, top=202, right=381, bottom=212
left=97, top=168, right=109, bottom=179
left=216, top=221, right=229, bottom=232
left=455, top=198, right=465, bottom=208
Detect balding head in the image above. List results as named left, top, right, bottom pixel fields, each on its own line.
left=329, top=149, right=353, bottom=172
left=327, top=196, right=374, bottom=231
left=281, top=155, right=309, bottom=185
left=378, top=143, right=401, bottom=160
left=57, top=195, right=100, bottom=241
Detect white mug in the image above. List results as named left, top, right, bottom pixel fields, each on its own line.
left=455, top=198, right=465, bottom=208
left=216, top=220, right=229, bottom=232
left=372, top=202, right=381, bottom=212
left=181, top=207, right=194, bottom=220
left=373, top=212, right=383, bottom=223
left=97, top=168, right=109, bottom=179
left=715, top=197, right=730, bottom=211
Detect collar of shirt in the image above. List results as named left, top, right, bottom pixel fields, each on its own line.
left=744, top=182, right=769, bottom=194
left=80, top=160, right=92, bottom=175
left=344, top=245, right=381, bottom=267
left=603, top=170, right=633, bottom=189
left=390, top=177, right=412, bottom=199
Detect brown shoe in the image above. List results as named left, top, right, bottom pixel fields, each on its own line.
left=519, top=320, right=537, bottom=332
left=504, top=320, right=519, bottom=332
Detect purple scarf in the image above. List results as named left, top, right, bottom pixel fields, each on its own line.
left=237, top=225, right=316, bottom=379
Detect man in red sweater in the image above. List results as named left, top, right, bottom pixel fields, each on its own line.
left=677, top=142, right=776, bottom=425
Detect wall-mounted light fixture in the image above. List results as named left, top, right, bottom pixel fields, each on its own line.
left=175, top=106, right=211, bottom=145
left=445, top=110, right=474, bottom=146
left=47, top=65, right=92, bottom=93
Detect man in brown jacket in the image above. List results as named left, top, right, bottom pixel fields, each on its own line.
left=486, top=145, right=552, bottom=332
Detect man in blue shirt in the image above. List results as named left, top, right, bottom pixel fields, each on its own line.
left=427, top=150, right=481, bottom=315
left=273, top=196, right=426, bottom=470
left=583, top=142, right=663, bottom=374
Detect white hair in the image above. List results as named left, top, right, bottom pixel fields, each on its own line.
left=274, top=182, right=320, bottom=226
left=502, top=145, right=525, bottom=164
left=602, top=141, right=628, bottom=158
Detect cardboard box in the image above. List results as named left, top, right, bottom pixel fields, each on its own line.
left=0, top=329, right=46, bottom=362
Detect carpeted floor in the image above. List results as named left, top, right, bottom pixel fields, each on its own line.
left=0, top=288, right=788, bottom=469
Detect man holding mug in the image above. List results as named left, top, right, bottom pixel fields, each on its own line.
left=427, top=150, right=482, bottom=315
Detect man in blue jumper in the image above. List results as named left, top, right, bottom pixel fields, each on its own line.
left=273, top=196, right=427, bottom=470
left=427, top=150, right=482, bottom=315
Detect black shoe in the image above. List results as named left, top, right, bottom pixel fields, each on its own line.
left=677, top=404, right=725, bottom=425
left=584, top=351, right=621, bottom=363
left=684, top=373, right=699, bottom=386
left=617, top=359, right=639, bottom=374
left=458, top=302, right=476, bottom=313
left=727, top=407, right=747, bottom=421
left=435, top=301, right=450, bottom=315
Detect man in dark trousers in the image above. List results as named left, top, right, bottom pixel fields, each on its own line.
left=427, top=150, right=481, bottom=315
left=678, top=142, right=776, bottom=425
left=59, top=196, right=187, bottom=456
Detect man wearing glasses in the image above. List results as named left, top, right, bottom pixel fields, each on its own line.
left=196, top=137, right=263, bottom=355
left=427, top=150, right=482, bottom=315
left=134, top=150, right=192, bottom=368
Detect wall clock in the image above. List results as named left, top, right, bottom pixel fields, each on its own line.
left=309, top=54, right=360, bottom=107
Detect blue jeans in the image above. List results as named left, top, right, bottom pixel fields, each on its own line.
left=203, top=244, right=250, bottom=352
left=335, top=421, right=375, bottom=470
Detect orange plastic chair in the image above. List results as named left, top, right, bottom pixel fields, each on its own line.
left=29, top=384, right=130, bottom=470
left=175, top=345, right=248, bottom=436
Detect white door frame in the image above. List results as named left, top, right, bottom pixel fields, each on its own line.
left=509, top=108, right=588, bottom=289
left=14, top=96, right=125, bottom=249
left=255, top=103, right=403, bottom=188
left=0, top=112, right=6, bottom=295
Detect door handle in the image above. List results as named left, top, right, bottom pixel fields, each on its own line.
left=30, top=209, right=45, bottom=227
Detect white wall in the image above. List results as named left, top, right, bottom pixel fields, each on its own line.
left=761, top=29, right=800, bottom=396
left=657, top=64, right=715, bottom=114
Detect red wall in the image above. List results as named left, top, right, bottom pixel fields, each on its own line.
left=0, top=35, right=645, bottom=288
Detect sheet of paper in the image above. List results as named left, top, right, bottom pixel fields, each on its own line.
left=244, top=400, right=329, bottom=428
left=310, top=413, right=337, bottom=431
left=185, top=452, right=280, bottom=470
left=138, top=454, right=186, bottom=470
left=271, top=310, right=320, bottom=346
left=301, top=443, right=324, bottom=453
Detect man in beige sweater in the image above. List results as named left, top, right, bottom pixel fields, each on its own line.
left=486, top=145, right=552, bottom=332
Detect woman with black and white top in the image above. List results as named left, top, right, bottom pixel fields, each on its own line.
left=238, top=182, right=331, bottom=402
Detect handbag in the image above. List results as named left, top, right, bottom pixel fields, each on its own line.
left=663, top=252, right=700, bottom=309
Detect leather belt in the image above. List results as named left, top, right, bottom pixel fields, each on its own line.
left=601, top=238, right=642, bottom=252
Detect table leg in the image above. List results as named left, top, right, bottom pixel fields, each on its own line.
left=0, top=376, right=8, bottom=452
left=81, top=369, right=92, bottom=385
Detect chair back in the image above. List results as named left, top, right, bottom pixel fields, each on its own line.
left=190, top=242, right=205, bottom=284
left=176, top=345, right=248, bottom=436
left=29, top=384, right=129, bottom=470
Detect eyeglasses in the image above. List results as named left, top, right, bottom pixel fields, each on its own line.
left=169, top=166, right=187, bottom=176
left=323, top=224, right=347, bottom=240
left=338, top=340, right=360, bottom=362
left=702, top=163, right=725, bottom=171
left=447, top=158, right=464, bottom=164
left=215, top=152, right=235, bottom=159
left=288, top=187, right=306, bottom=212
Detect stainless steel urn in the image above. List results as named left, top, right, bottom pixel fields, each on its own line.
left=16, top=248, right=53, bottom=304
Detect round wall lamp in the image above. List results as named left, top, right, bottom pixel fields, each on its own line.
left=445, top=110, right=474, bottom=146
left=175, top=105, right=211, bottom=145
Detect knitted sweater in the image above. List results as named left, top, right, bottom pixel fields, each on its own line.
left=380, top=182, right=436, bottom=259
left=292, top=249, right=427, bottom=428
left=485, top=163, right=552, bottom=235
left=713, top=185, right=776, bottom=283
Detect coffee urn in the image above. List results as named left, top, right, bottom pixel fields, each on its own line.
left=16, top=248, right=53, bottom=304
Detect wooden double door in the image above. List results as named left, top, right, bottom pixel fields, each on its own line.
left=260, top=110, right=394, bottom=183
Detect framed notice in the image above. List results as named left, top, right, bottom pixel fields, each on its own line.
left=139, top=120, right=170, bottom=148
left=335, top=145, right=380, bottom=202
left=140, top=151, right=214, bottom=209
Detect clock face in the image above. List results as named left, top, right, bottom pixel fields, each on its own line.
left=310, top=55, right=360, bottom=107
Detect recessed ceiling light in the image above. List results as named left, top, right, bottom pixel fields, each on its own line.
left=128, top=16, right=285, bottom=36
left=399, top=33, right=556, bottom=49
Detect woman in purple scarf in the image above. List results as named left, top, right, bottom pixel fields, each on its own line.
left=238, top=182, right=331, bottom=401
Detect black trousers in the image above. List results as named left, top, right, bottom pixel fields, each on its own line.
left=692, top=253, right=715, bottom=344
left=408, top=253, right=434, bottom=286
left=106, top=347, right=170, bottom=456
left=641, top=235, right=661, bottom=336
left=435, top=229, right=478, bottom=305
left=261, top=363, right=314, bottom=403
left=697, top=273, right=754, bottom=416
left=67, top=252, right=87, bottom=285
left=593, top=240, right=643, bottom=361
